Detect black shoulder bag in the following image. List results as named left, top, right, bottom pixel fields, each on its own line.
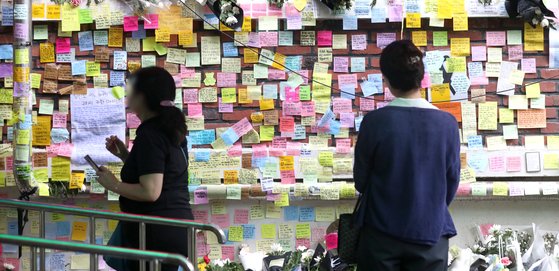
left=337, top=189, right=367, bottom=264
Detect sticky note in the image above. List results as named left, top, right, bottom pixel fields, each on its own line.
left=261, top=224, right=277, bottom=239
left=492, top=182, right=509, bottom=196
left=71, top=221, right=87, bottom=241
left=405, top=13, right=421, bottom=28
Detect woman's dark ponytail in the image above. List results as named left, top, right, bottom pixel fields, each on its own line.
left=129, top=67, right=187, bottom=146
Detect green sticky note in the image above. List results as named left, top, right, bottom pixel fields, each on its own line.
left=154, top=43, right=167, bottom=56
left=433, top=31, right=448, bottom=47
left=112, top=86, right=125, bottom=99
left=299, top=85, right=311, bottom=101
left=33, top=25, right=48, bottom=40
left=142, top=37, right=156, bottom=52
left=261, top=224, right=277, bottom=239
left=228, top=226, right=243, bottom=242
left=78, top=9, right=93, bottom=24
left=260, top=125, right=274, bottom=141
left=295, top=223, right=311, bottom=239
left=507, top=30, right=522, bottom=45
left=471, top=183, right=487, bottom=196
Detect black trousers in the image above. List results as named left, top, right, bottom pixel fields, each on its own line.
left=115, top=209, right=193, bottom=271
left=357, top=227, right=449, bottom=271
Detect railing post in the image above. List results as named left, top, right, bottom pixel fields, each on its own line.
left=153, top=259, right=161, bottom=271
left=89, top=217, right=98, bottom=271
left=186, top=227, right=197, bottom=271
left=39, top=211, right=45, bottom=271
left=139, top=222, right=146, bottom=271
left=30, top=245, right=36, bottom=271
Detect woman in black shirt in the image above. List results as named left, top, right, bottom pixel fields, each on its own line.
left=95, top=67, right=192, bottom=271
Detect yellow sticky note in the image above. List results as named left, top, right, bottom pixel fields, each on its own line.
left=295, top=223, right=311, bottom=239
left=318, top=151, right=333, bottom=167
left=39, top=43, right=55, bottom=63
left=548, top=136, right=559, bottom=150
left=38, top=183, right=50, bottom=196
left=509, top=70, right=525, bottom=85
left=155, top=28, right=171, bottom=43
left=453, top=11, right=468, bottom=31
left=411, top=31, right=427, bottom=46
left=242, top=17, right=252, bottom=32
left=244, top=48, right=259, bottom=64
left=32, top=3, right=45, bottom=19
left=544, top=154, right=559, bottom=169
left=259, top=99, right=275, bottom=111
left=108, top=27, right=123, bottom=47
left=259, top=125, right=274, bottom=141
left=71, top=221, right=88, bottom=241
left=112, top=86, right=125, bottom=99
left=14, top=48, right=29, bottom=65
left=221, top=88, right=237, bottom=103
left=46, top=5, right=60, bottom=20
left=34, top=168, right=49, bottom=183
left=60, top=3, right=80, bottom=32
left=228, top=226, right=243, bottom=242
left=499, top=108, right=514, bottom=123
left=524, top=23, right=544, bottom=51
left=450, top=38, right=470, bottom=57
left=437, top=0, right=452, bottom=18
left=261, top=224, right=277, bottom=239
left=70, top=172, right=85, bottom=189
left=446, top=57, right=467, bottom=72
left=294, top=0, right=307, bottom=11
left=32, top=116, right=52, bottom=146
left=86, top=62, right=101, bottom=77
left=178, top=31, right=194, bottom=46
left=274, top=193, right=290, bottom=207
left=30, top=73, right=41, bottom=89
left=16, top=129, right=30, bottom=145
left=70, top=254, right=90, bottom=270
left=526, top=83, right=541, bottom=98
left=431, top=84, right=451, bottom=102
left=478, top=102, right=498, bottom=130
left=493, top=182, right=508, bottom=196
left=406, top=13, right=421, bottom=28
left=211, top=201, right=226, bottom=215
left=279, top=156, right=295, bottom=171
left=315, top=207, right=335, bottom=222
left=51, top=156, right=71, bottom=181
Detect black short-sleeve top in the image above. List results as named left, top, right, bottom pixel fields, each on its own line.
left=119, top=116, right=190, bottom=214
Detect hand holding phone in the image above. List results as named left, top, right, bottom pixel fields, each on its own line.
left=84, top=155, right=100, bottom=171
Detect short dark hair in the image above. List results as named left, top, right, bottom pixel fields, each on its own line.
left=379, top=40, right=424, bottom=93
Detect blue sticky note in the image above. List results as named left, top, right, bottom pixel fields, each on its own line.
left=251, top=157, right=267, bottom=168
left=284, top=206, right=299, bottom=221
left=329, top=120, right=341, bottom=135
left=220, top=128, right=239, bottom=146
left=71, top=60, right=86, bottom=75
left=368, top=74, right=384, bottom=94
left=19, top=114, right=33, bottom=129
left=355, top=116, right=364, bottom=132
left=354, top=4, right=371, bottom=16
left=2, top=7, right=13, bottom=26
left=204, top=14, right=219, bottom=27
left=78, top=31, right=94, bottom=51
left=189, top=130, right=216, bottom=145
left=285, top=56, right=302, bottom=71
left=45, top=222, right=57, bottom=239
left=340, top=86, right=356, bottom=100
left=222, top=42, right=238, bottom=57
left=317, top=109, right=335, bottom=127
left=194, top=149, right=211, bottom=162
left=56, top=221, right=71, bottom=237
left=342, top=15, right=358, bottom=30
left=468, top=135, right=483, bottom=149
left=0, top=44, right=13, bottom=60
left=371, top=7, right=387, bottom=23
left=299, top=207, right=315, bottom=222
left=95, top=236, right=103, bottom=245
left=132, top=24, right=146, bottom=39
left=4, top=221, right=18, bottom=253
left=243, top=224, right=255, bottom=239
left=110, top=71, right=126, bottom=87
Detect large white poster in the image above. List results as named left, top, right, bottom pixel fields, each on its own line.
left=70, top=88, right=126, bottom=168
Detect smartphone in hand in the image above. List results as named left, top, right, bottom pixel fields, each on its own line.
left=84, top=155, right=100, bottom=171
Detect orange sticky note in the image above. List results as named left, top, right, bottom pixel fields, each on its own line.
left=71, top=221, right=87, bottom=242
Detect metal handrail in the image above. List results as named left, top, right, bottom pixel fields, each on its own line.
left=0, top=234, right=195, bottom=271
left=0, top=199, right=225, bottom=271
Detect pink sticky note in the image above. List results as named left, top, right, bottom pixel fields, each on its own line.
left=486, top=31, right=506, bottom=46
left=506, top=156, right=522, bottom=172
left=187, top=103, right=203, bottom=117
left=301, top=101, right=315, bottom=116
left=123, top=16, right=139, bottom=32
left=252, top=144, right=268, bottom=157
left=421, top=73, right=431, bottom=88
left=521, top=58, right=536, bottom=73
left=251, top=3, right=267, bottom=17
left=296, top=238, right=311, bottom=248
left=508, top=45, right=523, bottom=60
left=268, top=69, right=286, bottom=80
left=259, top=32, right=278, bottom=47
left=143, top=14, right=159, bottom=29
left=52, top=112, right=67, bottom=128
left=377, top=33, right=396, bottom=49
left=456, top=183, right=471, bottom=196
left=55, top=38, right=71, bottom=54
left=286, top=142, right=301, bottom=155
left=216, top=73, right=237, bottom=87
left=336, top=138, right=351, bottom=153
left=227, top=143, right=242, bottom=157
left=333, top=57, right=349, bottom=73
left=317, top=31, right=333, bottom=47
left=46, top=144, right=60, bottom=157
left=183, top=89, right=199, bottom=104
left=280, top=172, right=295, bottom=184
left=325, top=233, right=338, bottom=250
left=218, top=98, right=233, bottom=113
left=231, top=117, right=253, bottom=136
left=126, top=113, right=141, bottom=128
left=332, top=98, right=353, bottom=113
left=471, top=46, right=487, bottom=62
left=340, top=112, right=355, bottom=128
left=280, top=116, right=295, bottom=132
left=489, top=156, right=505, bottom=172
left=193, top=210, right=209, bottom=223
left=285, top=86, right=300, bottom=102
left=283, top=101, right=302, bottom=116
left=338, top=74, right=358, bottom=88
left=181, top=65, right=195, bottom=78
left=233, top=209, right=249, bottom=224
left=194, top=189, right=209, bottom=205
left=271, top=137, right=285, bottom=148
left=211, top=214, right=230, bottom=229
left=221, top=245, right=235, bottom=261
left=268, top=4, right=282, bottom=16
left=57, top=143, right=74, bottom=157
left=360, top=97, right=375, bottom=111
left=388, top=5, right=403, bottom=22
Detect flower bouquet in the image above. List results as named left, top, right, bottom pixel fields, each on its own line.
left=203, top=0, right=245, bottom=30
left=263, top=243, right=292, bottom=271
left=320, top=0, right=353, bottom=11
left=205, top=259, right=244, bottom=271
left=527, top=233, right=559, bottom=271
left=239, top=244, right=266, bottom=271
